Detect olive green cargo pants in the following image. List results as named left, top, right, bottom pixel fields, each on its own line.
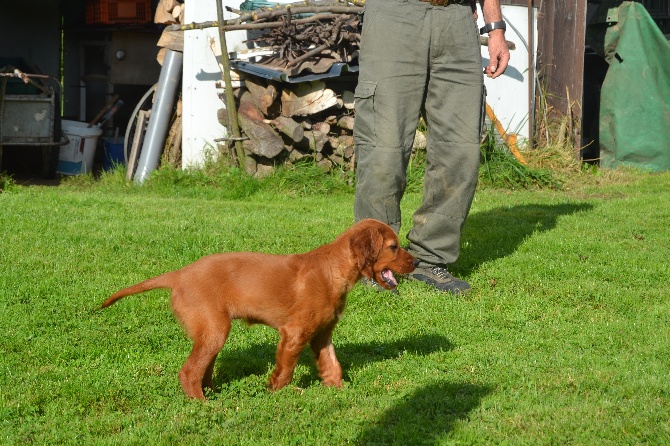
left=353, top=0, right=484, bottom=266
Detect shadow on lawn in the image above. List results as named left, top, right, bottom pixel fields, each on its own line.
left=212, top=333, right=452, bottom=390
left=454, top=202, right=593, bottom=275
left=357, top=380, right=492, bottom=444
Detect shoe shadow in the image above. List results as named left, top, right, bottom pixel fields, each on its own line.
left=211, top=332, right=453, bottom=391
left=455, top=202, right=594, bottom=275
left=356, top=380, right=493, bottom=444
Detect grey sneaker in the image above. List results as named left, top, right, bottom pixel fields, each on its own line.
left=409, top=265, right=470, bottom=294
left=360, top=277, right=399, bottom=295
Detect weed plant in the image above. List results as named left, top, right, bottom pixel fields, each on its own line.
left=0, top=171, right=16, bottom=193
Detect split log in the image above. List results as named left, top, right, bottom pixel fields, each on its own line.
left=155, top=0, right=178, bottom=24
left=342, top=90, right=355, bottom=110
left=242, top=146, right=257, bottom=175
left=273, top=116, right=304, bottom=142
left=413, top=129, right=427, bottom=150
left=289, top=149, right=305, bottom=163
left=218, top=101, right=284, bottom=159
left=157, top=30, right=184, bottom=52
left=317, top=158, right=333, bottom=172
left=254, top=158, right=275, bottom=178
left=328, top=135, right=340, bottom=149
left=281, top=81, right=338, bottom=117
left=336, top=115, right=354, bottom=131
left=166, top=99, right=182, bottom=167
left=297, top=129, right=329, bottom=153
left=238, top=100, right=284, bottom=158
left=245, top=77, right=277, bottom=116
left=312, top=121, right=331, bottom=134
left=329, top=153, right=344, bottom=165
left=172, top=4, right=184, bottom=23
left=333, top=135, right=355, bottom=158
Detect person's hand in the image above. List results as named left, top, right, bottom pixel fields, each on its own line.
left=484, top=30, right=510, bottom=79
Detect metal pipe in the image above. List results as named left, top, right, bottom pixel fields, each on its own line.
left=528, top=0, right=534, bottom=149
left=133, top=49, right=183, bottom=183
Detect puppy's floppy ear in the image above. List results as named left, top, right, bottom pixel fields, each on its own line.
left=349, top=227, right=384, bottom=279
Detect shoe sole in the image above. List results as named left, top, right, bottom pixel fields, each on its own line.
left=409, top=273, right=471, bottom=295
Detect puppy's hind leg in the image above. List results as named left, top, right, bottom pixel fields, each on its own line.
left=178, top=317, right=231, bottom=400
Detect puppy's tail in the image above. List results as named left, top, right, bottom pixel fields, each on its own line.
left=101, top=271, right=177, bottom=308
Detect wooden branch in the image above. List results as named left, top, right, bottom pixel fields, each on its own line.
left=165, top=5, right=363, bottom=32
left=221, top=13, right=344, bottom=31
left=126, top=110, right=149, bottom=181
left=216, top=0, right=246, bottom=167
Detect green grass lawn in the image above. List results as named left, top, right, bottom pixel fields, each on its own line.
left=1, top=167, right=669, bottom=444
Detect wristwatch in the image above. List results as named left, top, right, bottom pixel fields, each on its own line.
left=479, top=21, right=507, bottom=35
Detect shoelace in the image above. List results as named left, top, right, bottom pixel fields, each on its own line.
left=430, top=266, right=454, bottom=281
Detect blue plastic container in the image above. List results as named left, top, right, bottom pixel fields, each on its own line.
left=102, top=137, right=126, bottom=171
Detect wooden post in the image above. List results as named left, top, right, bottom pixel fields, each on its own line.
left=216, top=0, right=246, bottom=167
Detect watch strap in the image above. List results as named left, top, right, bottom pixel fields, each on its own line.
left=479, top=21, right=507, bottom=35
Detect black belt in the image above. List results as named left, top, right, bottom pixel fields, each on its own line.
left=417, top=0, right=471, bottom=6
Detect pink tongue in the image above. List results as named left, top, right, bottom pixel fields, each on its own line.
left=382, top=269, right=397, bottom=286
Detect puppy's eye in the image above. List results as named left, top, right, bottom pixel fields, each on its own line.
left=389, top=243, right=398, bottom=251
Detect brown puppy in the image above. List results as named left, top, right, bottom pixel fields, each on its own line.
left=102, top=218, right=417, bottom=400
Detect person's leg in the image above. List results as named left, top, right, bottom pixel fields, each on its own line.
left=353, top=0, right=431, bottom=233
left=406, top=3, right=485, bottom=292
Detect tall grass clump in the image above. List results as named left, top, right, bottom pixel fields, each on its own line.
left=478, top=127, right=563, bottom=190
left=0, top=171, right=16, bottom=193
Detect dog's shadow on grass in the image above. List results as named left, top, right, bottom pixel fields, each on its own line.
left=356, top=380, right=493, bottom=444
left=454, top=202, right=594, bottom=275
left=212, top=333, right=452, bottom=391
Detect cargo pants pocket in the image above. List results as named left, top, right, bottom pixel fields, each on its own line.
left=353, top=81, right=377, bottom=146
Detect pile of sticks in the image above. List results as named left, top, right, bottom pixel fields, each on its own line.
left=168, top=1, right=363, bottom=72
left=243, top=8, right=361, bottom=70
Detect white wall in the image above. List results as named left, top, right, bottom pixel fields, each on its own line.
left=477, top=4, right=538, bottom=143
left=181, top=0, right=247, bottom=168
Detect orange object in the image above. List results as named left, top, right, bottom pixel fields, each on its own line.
left=85, top=0, right=152, bottom=25
left=485, top=102, right=527, bottom=165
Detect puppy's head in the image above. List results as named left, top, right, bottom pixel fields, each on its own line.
left=349, top=219, right=417, bottom=290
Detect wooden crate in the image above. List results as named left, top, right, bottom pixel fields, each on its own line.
left=85, top=0, right=152, bottom=25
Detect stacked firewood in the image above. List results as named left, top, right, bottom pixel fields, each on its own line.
left=204, top=3, right=366, bottom=176
left=218, top=76, right=357, bottom=177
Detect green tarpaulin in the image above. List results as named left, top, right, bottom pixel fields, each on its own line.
left=587, top=1, right=670, bottom=171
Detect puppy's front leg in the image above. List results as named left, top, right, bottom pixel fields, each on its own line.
left=269, top=327, right=309, bottom=390
left=310, top=327, right=342, bottom=388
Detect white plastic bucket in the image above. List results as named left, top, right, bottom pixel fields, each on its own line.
left=56, top=120, right=103, bottom=175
